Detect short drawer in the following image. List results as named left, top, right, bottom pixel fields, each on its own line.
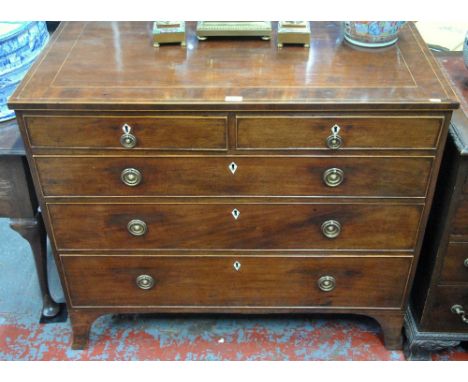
left=440, top=242, right=468, bottom=284
left=48, top=203, right=423, bottom=251
left=236, top=116, right=443, bottom=150
left=450, top=197, right=468, bottom=239
left=24, top=116, right=228, bottom=150
left=61, top=255, right=412, bottom=308
left=36, top=156, right=433, bottom=198
left=421, top=286, right=468, bottom=333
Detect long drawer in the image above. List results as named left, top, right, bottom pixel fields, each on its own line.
left=48, top=203, right=423, bottom=251
left=36, top=156, right=433, bottom=197
left=24, top=115, right=228, bottom=150
left=61, top=255, right=412, bottom=308
left=236, top=116, right=443, bottom=150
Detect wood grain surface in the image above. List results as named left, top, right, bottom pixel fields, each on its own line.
left=61, top=255, right=412, bottom=308
left=48, top=203, right=423, bottom=251
left=8, top=22, right=457, bottom=110
left=36, top=156, right=433, bottom=197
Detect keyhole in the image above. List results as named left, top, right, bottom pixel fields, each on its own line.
left=232, top=208, right=240, bottom=219
left=233, top=261, right=241, bottom=271
left=122, top=123, right=132, bottom=134
left=229, top=162, right=238, bottom=174
left=331, top=124, right=341, bottom=135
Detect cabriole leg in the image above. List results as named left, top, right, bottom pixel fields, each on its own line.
left=10, top=215, right=61, bottom=319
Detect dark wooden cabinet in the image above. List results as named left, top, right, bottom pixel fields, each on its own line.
left=405, top=54, right=468, bottom=360
left=8, top=22, right=458, bottom=350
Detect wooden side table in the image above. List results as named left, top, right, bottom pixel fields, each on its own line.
left=0, top=118, right=64, bottom=321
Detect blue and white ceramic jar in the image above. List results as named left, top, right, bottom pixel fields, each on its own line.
left=344, top=21, right=406, bottom=48
left=0, top=22, right=49, bottom=122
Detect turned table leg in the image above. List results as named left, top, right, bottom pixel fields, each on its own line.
left=10, top=213, right=61, bottom=319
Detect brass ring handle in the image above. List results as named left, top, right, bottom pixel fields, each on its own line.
left=451, top=304, right=468, bottom=324
left=321, top=220, right=341, bottom=239
left=323, top=168, right=344, bottom=187
left=127, top=219, right=147, bottom=236
left=121, top=168, right=142, bottom=187
left=136, top=274, right=154, bottom=290
left=326, top=134, right=343, bottom=149
left=120, top=132, right=137, bottom=148
left=464, top=258, right=468, bottom=268
left=318, top=275, right=336, bottom=292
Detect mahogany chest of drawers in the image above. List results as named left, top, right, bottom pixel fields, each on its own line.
left=405, top=54, right=468, bottom=360
left=8, top=22, right=458, bottom=350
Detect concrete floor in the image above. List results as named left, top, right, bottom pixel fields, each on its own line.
left=0, top=218, right=466, bottom=361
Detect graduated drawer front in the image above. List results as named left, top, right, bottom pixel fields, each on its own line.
left=24, top=116, right=228, bottom=150
left=36, top=156, right=433, bottom=197
left=48, top=203, right=423, bottom=251
left=440, top=242, right=468, bottom=284
left=236, top=116, right=443, bottom=150
left=422, top=286, right=468, bottom=333
left=61, top=255, right=412, bottom=308
left=451, top=196, right=468, bottom=239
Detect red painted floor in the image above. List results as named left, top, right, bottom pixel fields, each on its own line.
left=1, top=313, right=467, bottom=360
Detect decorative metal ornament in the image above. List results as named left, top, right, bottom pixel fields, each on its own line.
left=451, top=304, right=468, bottom=324
left=317, top=275, right=336, bottom=292
left=120, top=124, right=137, bottom=148
left=326, top=124, right=343, bottom=149
left=323, top=168, right=344, bottom=187
left=277, top=21, right=311, bottom=48
left=127, top=219, right=147, bottom=236
left=136, top=274, right=155, bottom=290
left=196, top=21, right=272, bottom=41
left=321, top=220, right=342, bottom=239
left=121, top=168, right=142, bottom=187
left=152, top=21, right=186, bottom=47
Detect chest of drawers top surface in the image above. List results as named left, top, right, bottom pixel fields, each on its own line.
left=8, top=22, right=457, bottom=110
